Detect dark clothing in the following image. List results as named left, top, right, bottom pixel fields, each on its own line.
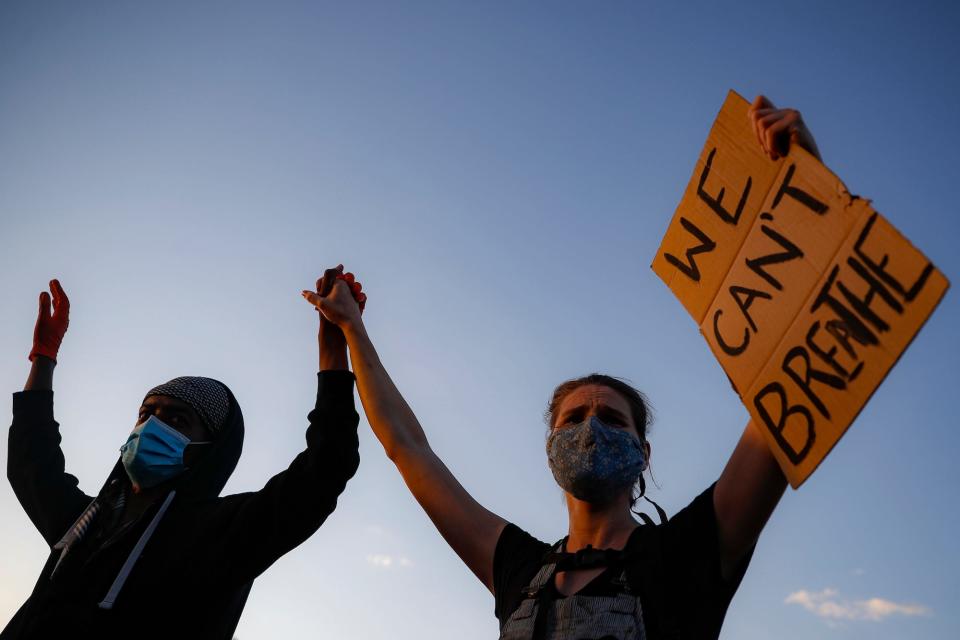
left=493, top=484, right=752, bottom=640
left=4, top=371, right=359, bottom=640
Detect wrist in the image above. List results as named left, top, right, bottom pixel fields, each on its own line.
left=320, top=353, right=349, bottom=371
left=341, top=319, right=367, bottom=344
left=25, top=356, right=56, bottom=391
left=29, top=355, right=57, bottom=369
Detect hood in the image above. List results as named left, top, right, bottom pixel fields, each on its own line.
left=95, top=379, right=244, bottom=503
left=170, top=380, right=244, bottom=500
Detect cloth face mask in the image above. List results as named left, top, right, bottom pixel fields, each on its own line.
left=120, top=415, right=197, bottom=489
left=546, top=416, right=646, bottom=504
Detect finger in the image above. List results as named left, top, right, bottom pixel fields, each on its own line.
left=320, top=267, right=340, bottom=296
left=301, top=290, right=325, bottom=309
left=750, top=94, right=777, bottom=151
left=751, top=94, right=775, bottom=113
left=38, top=291, right=52, bottom=320
left=765, top=115, right=796, bottom=159
left=753, top=115, right=766, bottom=154
left=755, top=110, right=781, bottom=155
left=50, top=279, right=69, bottom=316
left=350, top=281, right=362, bottom=296
left=752, top=108, right=779, bottom=153
left=342, top=272, right=355, bottom=284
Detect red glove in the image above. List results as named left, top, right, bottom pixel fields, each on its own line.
left=30, top=279, right=70, bottom=363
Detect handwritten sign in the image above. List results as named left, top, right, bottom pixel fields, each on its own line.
left=652, top=90, right=949, bottom=487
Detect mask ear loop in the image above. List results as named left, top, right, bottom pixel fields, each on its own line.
left=630, top=448, right=668, bottom=525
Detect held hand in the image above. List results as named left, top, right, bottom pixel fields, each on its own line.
left=314, top=266, right=348, bottom=371
left=30, top=279, right=70, bottom=363
left=748, top=95, right=822, bottom=162
left=302, top=268, right=365, bottom=330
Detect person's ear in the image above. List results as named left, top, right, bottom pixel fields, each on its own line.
left=642, top=441, right=651, bottom=470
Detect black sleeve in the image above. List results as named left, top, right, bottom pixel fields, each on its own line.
left=492, top=523, right=551, bottom=623
left=7, top=390, right=94, bottom=547
left=630, top=483, right=754, bottom=639
left=205, top=371, right=361, bottom=584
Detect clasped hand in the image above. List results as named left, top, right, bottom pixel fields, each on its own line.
left=303, top=264, right=366, bottom=328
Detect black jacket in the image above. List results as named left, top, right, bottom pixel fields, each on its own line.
left=3, top=371, right=359, bottom=640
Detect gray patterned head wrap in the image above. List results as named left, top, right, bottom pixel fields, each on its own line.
left=144, top=376, right=230, bottom=434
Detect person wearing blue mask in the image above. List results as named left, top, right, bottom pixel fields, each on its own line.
left=302, top=96, right=818, bottom=640
left=4, top=269, right=363, bottom=640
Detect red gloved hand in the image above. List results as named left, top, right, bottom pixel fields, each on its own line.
left=30, top=279, right=70, bottom=363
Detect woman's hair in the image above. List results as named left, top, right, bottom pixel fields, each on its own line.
left=545, top=373, right=657, bottom=502
left=545, top=373, right=653, bottom=439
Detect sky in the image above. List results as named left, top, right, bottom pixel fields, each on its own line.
left=1, top=1, right=958, bottom=639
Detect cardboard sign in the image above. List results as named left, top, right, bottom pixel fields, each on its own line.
left=652, top=90, right=949, bottom=487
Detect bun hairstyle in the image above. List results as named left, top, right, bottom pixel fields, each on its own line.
left=545, top=373, right=655, bottom=501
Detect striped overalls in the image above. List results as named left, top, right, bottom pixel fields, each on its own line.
left=498, top=541, right=646, bottom=640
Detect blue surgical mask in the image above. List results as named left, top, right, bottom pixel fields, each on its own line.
left=546, top=416, right=646, bottom=504
left=120, top=415, right=201, bottom=489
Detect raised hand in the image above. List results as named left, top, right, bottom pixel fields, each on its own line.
left=302, top=266, right=366, bottom=330
left=30, top=279, right=70, bottom=363
left=306, top=266, right=367, bottom=370
left=748, top=95, right=822, bottom=162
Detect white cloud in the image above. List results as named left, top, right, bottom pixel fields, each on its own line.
left=365, top=553, right=414, bottom=569
left=785, top=588, right=932, bottom=622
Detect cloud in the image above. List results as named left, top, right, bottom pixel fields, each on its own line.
left=365, top=554, right=414, bottom=569
left=785, top=588, right=932, bottom=622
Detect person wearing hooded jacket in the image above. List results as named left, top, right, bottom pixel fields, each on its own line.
left=4, top=268, right=363, bottom=640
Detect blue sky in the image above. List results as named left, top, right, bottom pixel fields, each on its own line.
left=1, top=2, right=958, bottom=638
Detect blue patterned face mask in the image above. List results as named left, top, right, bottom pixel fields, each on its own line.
left=120, top=415, right=204, bottom=489
left=546, top=416, right=646, bottom=504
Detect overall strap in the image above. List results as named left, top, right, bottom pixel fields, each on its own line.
left=522, top=540, right=564, bottom=640
left=523, top=540, right=564, bottom=598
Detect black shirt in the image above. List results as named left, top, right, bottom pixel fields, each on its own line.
left=493, top=484, right=752, bottom=640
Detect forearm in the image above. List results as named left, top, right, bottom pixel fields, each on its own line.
left=24, top=357, right=55, bottom=391
left=714, top=420, right=787, bottom=577
left=343, top=322, right=429, bottom=459
left=319, top=320, right=349, bottom=371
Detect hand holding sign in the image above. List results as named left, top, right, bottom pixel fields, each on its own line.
left=652, top=91, right=949, bottom=488
left=747, top=95, right=822, bottom=162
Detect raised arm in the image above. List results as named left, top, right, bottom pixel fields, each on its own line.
left=9, top=280, right=92, bottom=546
left=303, top=270, right=507, bottom=593
left=713, top=96, right=821, bottom=579
left=201, top=269, right=361, bottom=584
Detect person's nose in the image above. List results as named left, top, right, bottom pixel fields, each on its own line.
left=583, top=414, right=597, bottom=445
